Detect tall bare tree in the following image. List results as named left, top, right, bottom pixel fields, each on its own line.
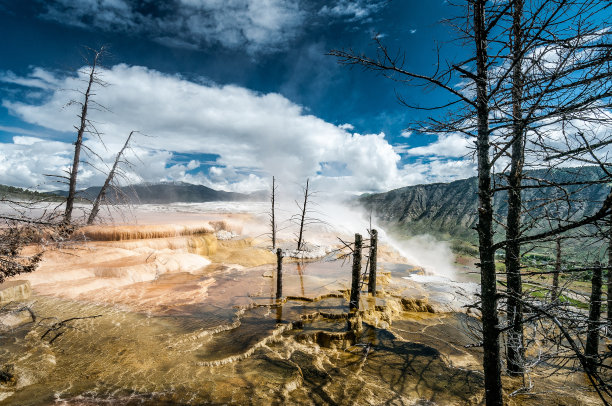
left=486, top=0, right=610, bottom=385
left=585, top=261, right=604, bottom=373
left=473, top=3, right=504, bottom=402
left=64, top=46, right=107, bottom=224
left=270, top=176, right=278, bottom=249
left=608, top=216, right=612, bottom=327
left=330, top=1, right=504, bottom=402
left=504, top=0, right=526, bottom=376
left=551, top=237, right=562, bottom=301
left=295, top=178, right=310, bottom=251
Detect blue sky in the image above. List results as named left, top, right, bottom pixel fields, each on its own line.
left=0, top=0, right=476, bottom=194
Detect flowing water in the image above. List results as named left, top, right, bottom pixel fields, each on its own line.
left=0, top=211, right=489, bottom=405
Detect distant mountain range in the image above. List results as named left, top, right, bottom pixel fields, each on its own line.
left=0, top=182, right=266, bottom=204
left=0, top=184, right=60, bottom=201
left=359, top=166, right=610, bottom=243
left=51, top=182, right=268, bottom=204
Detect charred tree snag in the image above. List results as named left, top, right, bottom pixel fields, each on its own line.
left=276, top=248, right=283, bottom=300
left=368, top=229, right=378, bottom=296
left=608, top=217, right=612, bottom=326
left=504, top=0, right=525, bottom=377
left=350, top=233, right=362, bottom=311
left=473, top=1, right=502, bottom=403
left=586, top=262, right=603, bottom=373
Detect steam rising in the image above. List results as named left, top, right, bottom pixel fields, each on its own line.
left=385, top=235, right=457, bottom=280
left=267, top=198, right=458, bottom=280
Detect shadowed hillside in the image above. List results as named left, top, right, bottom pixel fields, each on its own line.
left=359, top=166, right=609, bottom=243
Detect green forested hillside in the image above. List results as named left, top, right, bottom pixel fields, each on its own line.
left=0, top=185, right=59, bottom=201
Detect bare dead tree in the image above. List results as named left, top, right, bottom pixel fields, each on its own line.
left=368, top=228, right=378, bottom=295
left=63, top=46, right=107, bottom=225
left=270, top=176, right=278, bottom=249
left=504, top=0, right=526, bottom=377
left=487, top=0, right=611, bottom=388
left=276, top=248, right=282, bottom=299
left=87, top=131, right=135, bottom=225
left=290, top=179, right=330, bottom=253
left=552, top=236, right=562, bottom=301
left=330, top=1, right=505, bottom=401
left=506, top=293, right=612, bottom=404
left=349, top=233, right=362, bottom=311
left=295, top=178, right=309, bottom=251
left=585, top=261, right=604, bottom=373
left=608, top=216, right=612, bottom=327
left=331, top=0, right=611, bottom=402
left=473, top=4, right=504, bottom=402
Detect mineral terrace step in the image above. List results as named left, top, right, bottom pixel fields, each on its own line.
left=0, top=280, right=32, bottom=304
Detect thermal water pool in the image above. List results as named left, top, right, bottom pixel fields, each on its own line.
left=1, top=242, right=485, bottom=405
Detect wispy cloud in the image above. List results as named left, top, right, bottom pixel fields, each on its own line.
left=402, top=133, right=473, bottom=158
left=0, top=67, right=61, bottom=90
left=39, top=0, right=306, bottom=54
left=318, top=0, right=387, bottom=21
left=0, top=125, right=47, bottom=138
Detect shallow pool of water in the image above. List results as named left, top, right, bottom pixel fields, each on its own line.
left=0, top=253, right=486, bottom=405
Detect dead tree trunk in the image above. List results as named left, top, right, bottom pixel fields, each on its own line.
left=608, top=217, right=611, bottom=326
left=504, top=0, right=525, bottom=377
left=474, top=1, right=503, bottom=404
left=276, top=248, right=283, bottom=300
left=586, top=262, right=603, bottom=373
left=65, top=47, right=104, bottom=225
left=349, top=233, right=362, bottom=311
left=552, top=237, right=561, bottom=301
left=296, top=179, right=309, bottom=251
left=368, top=229, right=378, bottom=296
left=271, top=176, right=277, bottom=250
left=87, top=131, right=134, bottom=225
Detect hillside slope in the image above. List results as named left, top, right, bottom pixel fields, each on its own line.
left=53, top=182, right=267, bottom=204
left=0, top=185, right=60, bottom=201
left=359, top=167, right=609, bottom=242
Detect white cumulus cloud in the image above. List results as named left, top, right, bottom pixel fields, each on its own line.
left=402, top=133, right=473, bottom=158
left=1, top=64, right=420, bottom=194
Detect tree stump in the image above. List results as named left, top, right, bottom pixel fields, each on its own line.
left=350, top=233, right=362, bottom=311
left=368, top=229, right=378, bottom=296
left=276, top=248, right=283, bottom=300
